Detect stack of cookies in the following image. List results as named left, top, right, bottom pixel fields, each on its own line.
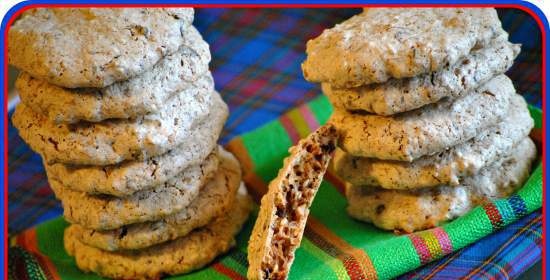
left=302, top=8, right=537, bottom=233
left=9, top=8, right=252, bottom=279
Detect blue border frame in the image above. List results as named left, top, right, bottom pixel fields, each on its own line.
left=1, top=1, right=547, bottom=278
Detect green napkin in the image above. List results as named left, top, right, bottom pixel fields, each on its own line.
left=11, top=95, right=542, bottom=280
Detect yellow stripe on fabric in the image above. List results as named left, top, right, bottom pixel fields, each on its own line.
left=301, top=238, right=351, bottom=280
left=418, top=231, right=444, bottom=260
left=286, top=108, right=313, bottom=139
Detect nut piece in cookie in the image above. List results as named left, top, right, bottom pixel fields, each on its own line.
left=247, top=124, right=338, bottom=280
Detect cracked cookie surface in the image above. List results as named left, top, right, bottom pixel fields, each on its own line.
left=17, top=26, right=211, bottom=124
left=331, top=75, right=515, bottom=161
left=9, top=8, right=194, bottom=88
left=12, top=90, right=228, bottom=166
left=333, top=95, right=533, bottom=189
left=50, top=152, right=218, bottom=230
left=324, top=40, right=519, bottom=115
left=302, top=8, right=504, bottom=87
left=247, top=124, right=337, bottom=280
left=346, top=137, right=536, bottom=233
left=75, top=148, right=243, bottom=250
left=65, top=186, right=253, bottom=280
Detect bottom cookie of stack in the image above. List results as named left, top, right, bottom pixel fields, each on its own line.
left=63, top=148, right=253, bottom=279
left=65, top=190, right=252, bottom=279
left=345, top=137, right=536, bottom=233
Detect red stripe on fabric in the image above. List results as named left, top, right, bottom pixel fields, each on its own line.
left=432, top=228, right=453, bottom=255
left=298, top=105, right=320, bottom=131
left=409, top=234, right=433, bottom=264
left=241, top=79, right=269, bottom=98
left=33, top=253, right=61, bottom=280
left=16, top=229, right=38, bottom=253
left=279, top=114, right=301, bottom=144
left=225, top=139, right=267, bottom=202
left=15, top=229, right=61, bottom=280
left=324, top=170, right=346, bottom=196
left=212, top=263, right=246, bottom=280
left=530, top=129, right=542, bottom=154
left=483, top=203, right=504, bottom=229
left=342, top=256, right=367, bottom=280
left=423, top=250, right=462, bottom=279
left=15, top=233, right=25, bottom=248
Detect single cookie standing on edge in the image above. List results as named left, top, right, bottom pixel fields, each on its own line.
left=247, top=124, right=338, bottom=280
left=64, top=187, right=253, bottom=280
left=302, top=8, right=504, bottom=87
left=9, top=8, right=194, bottom=88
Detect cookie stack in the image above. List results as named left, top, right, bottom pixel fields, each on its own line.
left=302, top=8, right=537, bottom=233
left=9, top=8, right=252, bottom=279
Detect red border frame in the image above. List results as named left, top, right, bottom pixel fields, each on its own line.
left=3, top=4, right=546, bottom=279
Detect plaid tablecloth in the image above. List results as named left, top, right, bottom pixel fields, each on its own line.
left=8, top=8, right=542, bottom=279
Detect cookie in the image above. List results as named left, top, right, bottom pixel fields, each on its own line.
left=8, top=8, right=194, bottom=88
left=330, top=75, right=515, bottom=161
left=64, top=188, right=253, bottom=280
left=248, top=124, right=337, bottom=280
left=333, top=97, right=534, bottom=189
left=12, top=89, right=228, bottom=166
left=324, top=40, right=520, bottom=115
left=346, top=137, right=536, bottom=233
left=50, top=151, right=218, bottom=230
left=45, top=143, right=220, bottom=198
left=302, top=8, right=505, bottom=87
left=16, top=26, right=212, bottom=124
left=44, top=128, right=221, bottom=198
left=75, top=147, right=243, bottom=251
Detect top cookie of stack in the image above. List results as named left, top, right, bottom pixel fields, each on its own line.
left=10, top=8, right=194, bottom=89
left=302, top=8, right=536, bottom=233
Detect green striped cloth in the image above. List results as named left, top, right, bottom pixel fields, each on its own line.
left=10, top=95, right=542, bottom=280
